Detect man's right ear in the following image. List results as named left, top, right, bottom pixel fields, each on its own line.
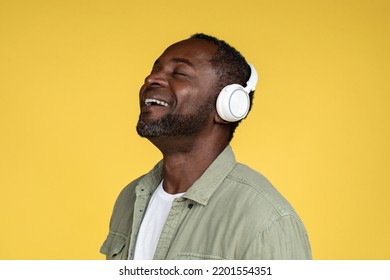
left=214, top=111, right=230, bottom=124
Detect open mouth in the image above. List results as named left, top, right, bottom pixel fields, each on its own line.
left=144, top=98, right=169, bottom=107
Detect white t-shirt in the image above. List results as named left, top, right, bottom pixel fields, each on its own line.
left=133, top=181, right=184, bottom=260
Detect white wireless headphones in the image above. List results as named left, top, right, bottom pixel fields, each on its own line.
left=216, top=63, right=258, bottom=122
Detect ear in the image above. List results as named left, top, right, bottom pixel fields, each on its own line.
left=214, top=111, right=230, bottom=124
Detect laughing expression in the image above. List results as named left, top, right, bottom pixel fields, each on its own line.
left=136, top=39, right=219, bottom=138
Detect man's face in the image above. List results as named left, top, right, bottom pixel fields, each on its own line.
left=136, top=39, right=219, bottom=138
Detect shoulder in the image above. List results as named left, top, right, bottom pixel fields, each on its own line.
left=224, top=162, right=301, bottom=220
left=112, top=175, right=144, bottom=210
left=108, top=175, right=146, bottom=231
left=118, top=175, right=144, bottom=197
left=227, top=164, right=311, bottom=259
left=114, top=159, right=163, bottom=204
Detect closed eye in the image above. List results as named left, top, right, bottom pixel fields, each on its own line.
left=172, top=72, right=188, bottom=77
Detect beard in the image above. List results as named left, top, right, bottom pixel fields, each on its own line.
left=136, top=96, right=215, bottom=138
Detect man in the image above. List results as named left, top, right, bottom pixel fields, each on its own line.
left=100, top=33, right=311, bottom=260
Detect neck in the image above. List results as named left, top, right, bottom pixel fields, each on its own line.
left=149, top=131, right=229, bottom=194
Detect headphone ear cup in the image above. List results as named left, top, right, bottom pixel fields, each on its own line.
left=216, top=84, right=250, bottom=122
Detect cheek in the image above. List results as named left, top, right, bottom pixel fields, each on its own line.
left=173, top=80, right=217, bottom=112
left=176, top=94, right=198, bottom=112
left=138, top=85, right=146, bottom=103
left=173, top=84, right=196, bottom=103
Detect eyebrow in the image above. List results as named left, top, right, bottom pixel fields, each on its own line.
left=153, top=58, right=195, bottom=68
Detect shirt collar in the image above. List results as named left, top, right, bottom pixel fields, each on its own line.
left=183, top=145, right=236, bottom=205
left=135, top=161, right=164, bottom=196
left=136, top=145, right=237, bottom=205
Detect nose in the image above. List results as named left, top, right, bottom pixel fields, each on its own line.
left=144, top=71, right=169, bottom=87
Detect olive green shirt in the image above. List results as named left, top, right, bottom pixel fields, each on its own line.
left=100, top=145, right=311, bottom=260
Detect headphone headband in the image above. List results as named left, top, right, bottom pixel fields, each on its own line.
left=244, top=63, right=258, bottom=93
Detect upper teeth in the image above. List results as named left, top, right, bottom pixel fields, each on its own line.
left=145, top=98, right=168, bottom=107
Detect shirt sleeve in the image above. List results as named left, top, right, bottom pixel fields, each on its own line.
left=242, top=215, right=312, bottom=259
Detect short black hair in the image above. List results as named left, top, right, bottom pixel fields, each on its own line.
left=190, top=33, right=255, bottom=142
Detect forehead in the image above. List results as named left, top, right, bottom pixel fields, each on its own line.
left=157, top=39, right=217, bottom=67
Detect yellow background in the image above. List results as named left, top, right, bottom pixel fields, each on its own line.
left=1, top=0, right=389, bottom=259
